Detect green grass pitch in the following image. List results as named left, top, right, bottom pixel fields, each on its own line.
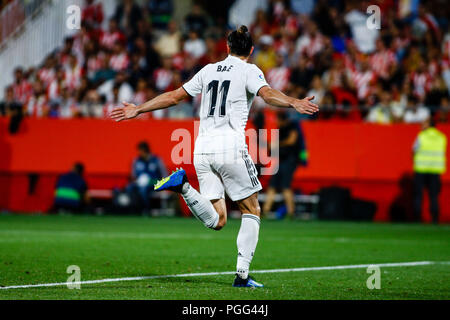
left=0, top=214, right=449, bottom=300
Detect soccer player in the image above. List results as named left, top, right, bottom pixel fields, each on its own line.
left=110, top=26, right=319, bottom=287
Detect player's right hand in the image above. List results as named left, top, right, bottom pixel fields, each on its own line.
left=292, top=96, right=319, bottom=115
left=110, top=102, right=139, bottom=122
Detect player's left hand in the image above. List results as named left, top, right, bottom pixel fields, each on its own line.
left=110, top=102, right=139, bottom=122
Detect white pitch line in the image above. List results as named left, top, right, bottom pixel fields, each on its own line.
left=1, top=260, right=444, bottom=290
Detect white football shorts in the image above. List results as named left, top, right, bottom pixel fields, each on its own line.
left=194, top=149, right=262, bottom=202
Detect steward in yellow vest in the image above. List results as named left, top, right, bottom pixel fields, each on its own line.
left=412, top=119, right=447, bottom=224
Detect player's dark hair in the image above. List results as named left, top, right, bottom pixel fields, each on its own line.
left=227, top=25, right=253, bottom=57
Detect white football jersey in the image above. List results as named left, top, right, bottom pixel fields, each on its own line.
left=183, top=55, right=269, bottom=154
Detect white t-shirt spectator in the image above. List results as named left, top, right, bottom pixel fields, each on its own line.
left=403, top=106, right=430, bottom=123
left=345, top=9, right=379, bottom=54
left=97, top=80, right=134, bottom=103
left=184, top=39, right=206, bottom=59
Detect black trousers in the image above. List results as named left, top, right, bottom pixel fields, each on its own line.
left=413, top=173, right=441, bottom=223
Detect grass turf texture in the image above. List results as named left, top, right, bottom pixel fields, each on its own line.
left=0, top=215, right=449, bottom=300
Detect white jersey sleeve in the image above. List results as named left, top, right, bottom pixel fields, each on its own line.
left=246, top=64, right=269, bottom=96
left=182, top=67, right=205, bottom=97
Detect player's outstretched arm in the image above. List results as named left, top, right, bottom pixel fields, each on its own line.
left=258, top=86, right=319, bottom=115
left=110, top=87, right=189, bottom=122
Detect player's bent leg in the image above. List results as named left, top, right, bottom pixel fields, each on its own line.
left=211, top=198, right=227, bottom=230
left=154, top=168, right=220, bottom=229
left=233, top=192, right=264, bottom=288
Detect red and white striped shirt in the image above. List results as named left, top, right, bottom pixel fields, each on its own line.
left=100, top=31, right=124, bottom=50
left=343, top=54, right=357, bottom=73
left=26, top=96, right=49, bottom=117
left=410, top=72, right=432, bottom=100
left=47, top=80, right=65, bottom=101
left=110, top=53, right=129, bottom=71
left=296, top=34, right=325, bottom=58
left=153, top=69, right=173, bottom=92
left=12, top=80, right=33, bottom=104
left=64, top=65, right=83, bottom=91
left=38, top=68, right=56, bottom=88
left=87, top=53, right=105, bottom=78
left=370, top=49, right=396, bottom=79
left=267, top=66, right=291, bottom=91
left=350, top=69, right=376, bottom=100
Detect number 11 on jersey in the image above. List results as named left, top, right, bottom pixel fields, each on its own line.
left=207, top=80, right=231, bottom=117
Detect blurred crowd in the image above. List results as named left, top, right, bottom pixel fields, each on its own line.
left=1, top=0, right=450, bottom=124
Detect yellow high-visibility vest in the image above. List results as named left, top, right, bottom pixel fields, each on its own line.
left=413, top=127, right=447, bottom=174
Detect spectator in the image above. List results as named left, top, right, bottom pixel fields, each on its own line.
left=59, top=86, right=79, bottom=118
left=132, top=78, right=150, bottom=106
left=126, top=141, right=167, bottom=212
left=344, top=2, right=379, bottom=54
left=262, top=111, right=306, bottom=218
left=306, top=75, right=326, bottom=106
left=290, top=55, right=315, bottom=98
left=64, top=54, right=83, bottom=93
left=82, top=0, right=104, bottom=29
left=0, top=86, right=22, bottom=117
left=323, top=55, right=357, bottom=108
left=155, top=20, right=181, bottom=57
left=103, top=83, right=121, bottom=118
left=26, top=80, right=49, bottom=117
left=109, top=42, right=130, bottom=72
left=91, top=53, right=116, bottom=85
left=47, top=67, right=67, bottom=102
left=184, top=30, right=206, bottom=59
left=38, top=56, right=57, bottom=89
left=148, top=0, right=173, bottom=30
left=404, top=95, right=431, bottom=123
left=370, top=38, right=398, bottom=84
left=2, top=0, right=450, bottom=122
left=184, top=3, right=208, bottom=34
left=366, top=91, right=393, bottom=124
left=425, top=77, right=449, bottom=114
left=97, top=71, right=133, bottom=104
left=153, top=55, right=174, bottom=93
left=199, top=35, right=223, bottom=65
left=114, top=0, right=142, bottom=37
left=254, top=35, right=277, bottom=73
left=100, top=18, right=125, bottom=51
left=53, top=163, right=89, bottom=213
left=349, top=58, right=377, bottom=102
left=11, top=67, right=32, bottom=105
left=295, top=21, right=325, bottom=59
left=80, top=88, right=104, bottom=118
left=266, top=53, right=291, bottom=91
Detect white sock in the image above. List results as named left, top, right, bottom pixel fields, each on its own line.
left=236, top=214, right=260, bottom=279
left=181, top=183, right=219, bottom=229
